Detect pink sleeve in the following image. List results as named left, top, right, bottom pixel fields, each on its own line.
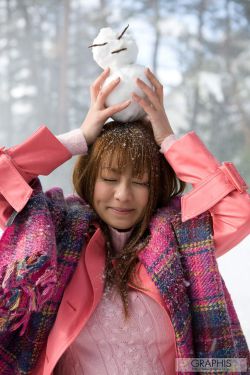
left=0, top=126, right=72, bottom=228
left=164, top=131, right=250, bottom=257
left=57, top=129, right=88, bottom=156
left=160, top=134, right=178, bottom=153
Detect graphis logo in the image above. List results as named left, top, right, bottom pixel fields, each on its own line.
left=175, top=358, right=248, bottom=372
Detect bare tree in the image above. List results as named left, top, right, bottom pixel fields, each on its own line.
left=57, top=0, right=71, bottom=133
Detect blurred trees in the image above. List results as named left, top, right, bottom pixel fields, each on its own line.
left=0, top=0, right=249, bottom=191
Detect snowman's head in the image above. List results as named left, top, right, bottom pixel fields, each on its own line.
left=89, top=25, right=138, bottom=69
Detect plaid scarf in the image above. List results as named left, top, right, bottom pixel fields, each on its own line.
left=0, top=180, right=96, bottom=374
left=0, top=179, right=249, bottom=374
left=139, top=201, right=250, bottom=374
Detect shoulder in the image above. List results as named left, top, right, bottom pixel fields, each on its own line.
left=151, top=195, right=212, bottom=235
left=12, top=178, right=97, bottom=233
left=151, top=195, right=181, bottom=224
left=44, top=184, right=97, bottom=232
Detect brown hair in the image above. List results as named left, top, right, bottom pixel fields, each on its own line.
left=73, top=120, right=186, bottom=316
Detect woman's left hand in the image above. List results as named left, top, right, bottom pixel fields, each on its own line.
left=132, top=68, right=174, bottom=146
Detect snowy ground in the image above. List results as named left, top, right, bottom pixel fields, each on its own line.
left=0, top=229, right=249, bottom=345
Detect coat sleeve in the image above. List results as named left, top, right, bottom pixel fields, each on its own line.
left=0, top=126, right=72, bottom=229
left=164, top=131, right=250, bottom=257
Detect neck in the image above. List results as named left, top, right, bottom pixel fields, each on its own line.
left=108, top=226, right=133, bottom=253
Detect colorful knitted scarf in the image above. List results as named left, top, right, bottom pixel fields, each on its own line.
left=0, top=179, right=97, bottom=374
left=139, top=201, right=250, bottom=374
left=0, top=179, right=249, bottom=374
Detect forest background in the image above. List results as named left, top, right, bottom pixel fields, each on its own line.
left=0, top=0, right=249, bottom=344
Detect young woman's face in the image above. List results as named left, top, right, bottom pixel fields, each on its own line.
left=93, top=162, right=149, bottom=230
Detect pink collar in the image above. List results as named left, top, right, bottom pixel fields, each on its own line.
left=108, top=226, right=133, bottom=253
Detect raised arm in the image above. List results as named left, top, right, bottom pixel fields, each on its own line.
left=0, top=126, right=71, bottom=228
left=134, top=68, right=250, bottom=257
left=0, top=69, right=132, bottom=229
left=163, top=132, right=249, bottom=257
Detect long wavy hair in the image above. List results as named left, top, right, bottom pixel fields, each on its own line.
left=72, top=119, right=186, bottom=316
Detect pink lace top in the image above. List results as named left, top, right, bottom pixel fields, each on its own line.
left=55, top=289, right=175, bottom=375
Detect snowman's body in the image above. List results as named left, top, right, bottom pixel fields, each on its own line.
left=90, top=26, right=151, bottom=122
left=104, top=64, right=149, bottom=122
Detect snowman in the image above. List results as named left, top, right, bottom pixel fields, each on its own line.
left=89, top=25, right=151, bottom=122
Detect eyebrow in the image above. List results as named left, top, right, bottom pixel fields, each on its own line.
left=101, top=167, right=120, bottom=173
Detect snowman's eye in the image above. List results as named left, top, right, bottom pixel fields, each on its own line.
left=88, top=42, right=108, bottom=48
left=117, top=24, right=129, bottom=40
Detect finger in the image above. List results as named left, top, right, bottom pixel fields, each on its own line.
left=96, top=77, right=121, bottom=108
left=90, top=67, right=110, bottom=101
left=144, top=68, right=164, bottom=105
left=136, top=78, right=162, bottom=110
left=103, top=99, right=131, bottom=118
left=132, top=92, right=156, bottom=115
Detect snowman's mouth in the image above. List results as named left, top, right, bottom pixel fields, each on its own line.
left=111, top=48, right=127, bottom=54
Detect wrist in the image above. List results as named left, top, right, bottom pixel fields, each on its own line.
left=80, top=119, right=91, bottom=145
left=156, top=130, right=174, bottom=146
left=81, top=128, right=92, bottom=146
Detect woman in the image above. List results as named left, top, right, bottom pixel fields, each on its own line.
left=0, top=68, right=249, bottom=375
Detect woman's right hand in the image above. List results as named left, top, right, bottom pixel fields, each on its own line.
left=80, top=68, right=131, bottom=145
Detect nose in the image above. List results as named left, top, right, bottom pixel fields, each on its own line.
left=114, top=182, right=132, bottom=202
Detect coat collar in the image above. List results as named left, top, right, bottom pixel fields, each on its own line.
left=84, top=228, right=165, bottom=308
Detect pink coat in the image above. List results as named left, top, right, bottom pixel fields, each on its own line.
left=0, top=127, right=249, bottom=374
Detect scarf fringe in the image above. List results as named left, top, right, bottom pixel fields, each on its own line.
left=0, top=253, right=57, bottom=336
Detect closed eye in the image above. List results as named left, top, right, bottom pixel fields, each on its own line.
left=88, top=42, right=108, bottom=48
left=102, top=178, right=117, bottom=182
left=133, top=181, right=149, bottom=187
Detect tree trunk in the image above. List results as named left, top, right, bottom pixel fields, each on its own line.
left=190, top=0, right=207, bottom=132
left=58, top=0, right=71, bottom=133
left=224, top=0, right=250, bottom=155
left=152, top=0, right=160, bottom=74
left=5, top=0, right=13, bottom=144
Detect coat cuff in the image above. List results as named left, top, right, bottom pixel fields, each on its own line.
left=0, top=153, right=33, bottom=213
left=181, top=162, right=248, bottom=221
left=7, top=126, right=72, bottom=176
left=164, top=132, right=248, bottom=222
left=0, top=126, right=72, bottom=227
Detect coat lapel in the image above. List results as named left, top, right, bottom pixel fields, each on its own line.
left=43, top=228, right=106, bottom=374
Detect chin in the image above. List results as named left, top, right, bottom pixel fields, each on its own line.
left=109, top=221, right=133, bottom=231
left=113, top=226, right=133, bottom=232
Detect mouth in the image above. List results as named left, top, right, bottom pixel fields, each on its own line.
left=109, top=207, right=135, bottom=215
left=111, top=47, right=127, bottom=54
